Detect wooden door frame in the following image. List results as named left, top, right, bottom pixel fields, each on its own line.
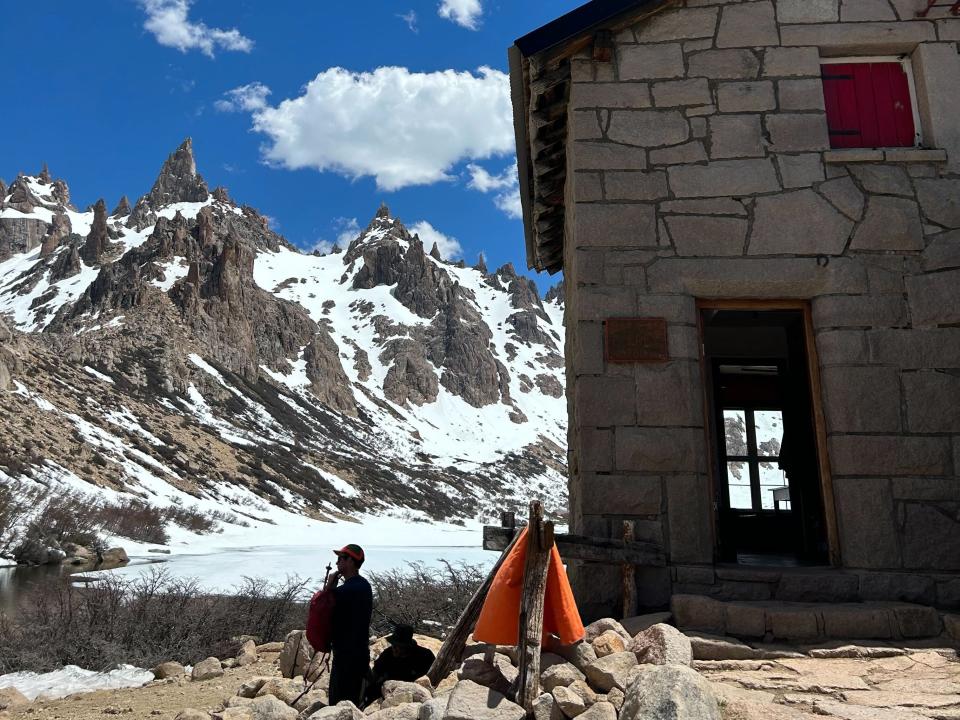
left=695, top=299, right=840, bottom=567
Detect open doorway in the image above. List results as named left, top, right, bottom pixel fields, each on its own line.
left=700, top=307, right=830, bottom=566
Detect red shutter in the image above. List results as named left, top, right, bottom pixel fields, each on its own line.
left=821, top=62, right=916, bottom=149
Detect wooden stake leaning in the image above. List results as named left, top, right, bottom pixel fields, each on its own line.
left=513, top=500, right=554, bottom=713
left=426, top=526, right=522, bottom=686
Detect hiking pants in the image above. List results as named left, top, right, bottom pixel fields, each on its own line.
left=328, top=648, right=370, bottom=707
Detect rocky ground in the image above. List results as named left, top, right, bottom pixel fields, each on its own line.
left=1, top=618, right=957, bottom=720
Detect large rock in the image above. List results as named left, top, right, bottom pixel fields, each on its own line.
left=592, top=630, right=626, bottom=658
left=551, top=641, right=599, bottom=673
left=583, top=652, right=639, bottom=692
left=151, top=661, right=186, bottom=679
left=280, top=630, right=314, bottom=678
left=620, top=665, right=720, bottom=720
left=458, top=653, right=517, bottom=696
left=631, top=624, right=692, bottom=666
left=442, top=680, right=525, bottom=720
left=551, top=686, right=586, bottom=718
left=532, top=693, right=563, bottom=720
left=256, top=678, right=306, bottom=705
left=367, top=705, right=421, bottom=720
left=237, top=677, right=271, bottom=698
left=237, top=639, right=258, bottom=666
left=381, top=681, right=431, bottom=708
left=417, top=695, right=449, bottom=720
left=0, top=687, right=29, bottom=710
left=578, top=702, right=617, bottom=720
left=584, top=618, right=630, bottom=643
left=175, top=711, right=209, bottom=720
left=245, top=695, right=298, bottom=720
left=191, top=657, right=225, bottom=681
left=540, top=663, right=585, bottom=692
left=306, top=702, right=364, bottom=720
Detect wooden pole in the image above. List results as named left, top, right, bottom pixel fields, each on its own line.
left=426, top=526, right=521, bottom=686
left=621, top=521, right=637, bottom=618
left=513, top=500, right=554, bottom=714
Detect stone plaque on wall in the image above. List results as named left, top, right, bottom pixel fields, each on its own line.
left=605, top=317, right=669, bottom=364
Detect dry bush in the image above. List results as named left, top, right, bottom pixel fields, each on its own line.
left=94, top=498, right=169, bottom=545
left=367, top=560, right=486, bottom=639
left=0, top=479, right=46, bottom=555
left=0, top=569, right=310, bottom=674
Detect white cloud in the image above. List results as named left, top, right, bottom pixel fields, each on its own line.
left=410, top=221, right=463, bottom=259
left=214, top=82, right=270, bottom=112
left=438, top=0, right=483, bottom=30
left=397, top=10, right=418, bottom=33
left=309, top=239, right=334, bottom=255
left=468, top=162, right=522, bottom=219
left=141, top=0, right=253, bottom=57
left=333, top=217, right=361, bottom=247
left=224, top=66, right=514, bottom=191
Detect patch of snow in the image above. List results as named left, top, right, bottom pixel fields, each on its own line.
left=0, top=664, right=153, bottom=701
left=83, top=366, right=115, bottom=384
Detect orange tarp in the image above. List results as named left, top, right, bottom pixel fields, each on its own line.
left=473, top=527, right=585, bottom=646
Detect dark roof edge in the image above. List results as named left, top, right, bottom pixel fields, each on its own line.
left=514, top=0, right=647, bottom=58
left=508, top=45, right=538, bottom=272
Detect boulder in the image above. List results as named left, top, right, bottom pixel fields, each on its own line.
left=532, top=693, right=563, bottom=720
left=13, top=538, right=50, bottom=565
left=458, top=652, right=517, bottom=696
left=592, top=631, right=626, bottom=658
left=257, top=642, right=285, bottom=653
left=306, top=701, right=364, bottom=720
left=0, top=687, right=29, bottom=710
left=540, top=662, right=585, bottom=692
left=280, top=630, right=314, bottom=679
left=246, top=695, right=298, bottom=720
left=568, top=679, right=598, bottom=708
left=237, top=639, right=258, bottom=666
left=551, top=685, right=586, bottom=717
left=584, top=618, right=630, bottom=643
left=442, top=680, right=525, bottom=720
left=619, top=665, right=720, bottom=720
left=152, top=661, right=186, bottom=679
left=293, top=690, right=328, bottom=713
left=365, top=705, right=421, bottom=720
left=631, top=624, right=692, bottom=666
left=621, top=613, right=672, bottom=637
left=417, top=695, right=448, bottom=720
left=223, top=658, right=239, bottom=669
left=192, top=657, right=225, bottom=681
left=606, top=688, right=624, bottom=712
left=381, top=681, right=431, bottom=708
left=550, top=641, right=598, bottom=673
left=256, top=678, right=306, bottom=705
left=579, top=702, right=617, bottom=720
left=237, top=677, right=271, bottom=698
left=175, top=711, right=209, bottom=720
left=99, top=547, right=129, bottom=566
left=225, top=697, right=254, bottom=708
left=583, top=651, right=638, bottom=692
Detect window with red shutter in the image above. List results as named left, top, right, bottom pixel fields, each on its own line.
left=821, top=58, right=920, bottom=149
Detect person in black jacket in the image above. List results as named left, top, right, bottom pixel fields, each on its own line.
left=367, top=625, right=436, bottom=703
left=325, top=543, right=373, bottom=707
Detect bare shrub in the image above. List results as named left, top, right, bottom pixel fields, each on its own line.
left=368, top=560, right=486, bottom=639
left=0, top=569, right=310, bottom=674
left=93, top=498, right=168, bottom=545
left=0, top=479, right=45, bottom=555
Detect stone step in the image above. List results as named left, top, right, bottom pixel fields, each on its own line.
left=671, top=593, right=948, bottom=643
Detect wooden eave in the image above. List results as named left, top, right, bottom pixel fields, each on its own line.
left=510, top=0, right=674, bottom=274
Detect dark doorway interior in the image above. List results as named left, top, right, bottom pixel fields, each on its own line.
left=701, top=309, right=829, bottom=565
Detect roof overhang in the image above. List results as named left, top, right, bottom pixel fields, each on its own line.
left=509, top=0, right=671, bottom=273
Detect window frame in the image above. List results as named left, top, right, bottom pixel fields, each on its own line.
left=722, top=406, right=787, bottom=513
left=820, top=55, right=923, bottom=150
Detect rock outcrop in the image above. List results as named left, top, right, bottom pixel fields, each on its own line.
left=128, top=138, right=209, bottom=230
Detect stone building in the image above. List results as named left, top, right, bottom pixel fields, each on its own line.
left=509, top=0, right=960, bottom=621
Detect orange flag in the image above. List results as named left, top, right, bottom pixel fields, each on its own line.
left=473, top=527, right=585, bottom=646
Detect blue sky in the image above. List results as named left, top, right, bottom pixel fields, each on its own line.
left=1, top=0, right=582, bottom=291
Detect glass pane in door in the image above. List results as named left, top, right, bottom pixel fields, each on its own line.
left=726, top=461, right=752, bottom=509
left=755, top=410, right=784, bottom=457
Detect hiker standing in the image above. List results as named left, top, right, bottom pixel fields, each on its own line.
left=325, top=543, right=373, bottom=707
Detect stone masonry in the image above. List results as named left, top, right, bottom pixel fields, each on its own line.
left=559, top=0, right=960, bottom=619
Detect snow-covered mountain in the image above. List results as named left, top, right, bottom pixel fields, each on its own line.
left=0, top=140, right=567, bottom=541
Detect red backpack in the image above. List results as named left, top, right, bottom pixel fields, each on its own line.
left=306, top=589, right=335, bottom=652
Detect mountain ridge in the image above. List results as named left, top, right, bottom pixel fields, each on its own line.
left=0, top=139, right=567, bottom=546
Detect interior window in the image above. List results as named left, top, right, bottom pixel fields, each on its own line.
left=723, top=408, right=788, bottom=512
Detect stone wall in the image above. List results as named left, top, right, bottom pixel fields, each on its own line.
left=562, top=0, right=960, bottom=618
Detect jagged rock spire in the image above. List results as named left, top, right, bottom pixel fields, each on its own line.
left=39, top=163, right=51, bottom=183
left=545, top=280, right=565, bottom=304
left=474, top=252, right=488, bottom=274
left=0, top=179, right=6, bottom=200
left=40, top=213, right=72, bottom=257
left=429, top=242, right=442, bottom=261
left=112, top=195, right=131, bottom=217
left=376, top=202, right=391, bottom=219
left=81, top=199, right=109, bottom=264
left=128, top=137, right=209, bottom=229
left=212, top=186, right=232, bottom=203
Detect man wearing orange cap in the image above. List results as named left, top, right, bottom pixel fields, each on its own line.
left=325, top=543, right=373, bottom=706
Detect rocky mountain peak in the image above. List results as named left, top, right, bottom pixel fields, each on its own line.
left=80, top=199, right=110, bottom=264
left=127, top=137, right=209, bottom=230
left=39, top=163, right=51, bottom=184
left=474, top=252, right=488, bottom=274
left=429, top=242, right=442, bottom=261
left=375, top=202, right=391, bottom=219
left=112, top=195, right=131, bottom=217
left=545, top=280, right=565, bottom=305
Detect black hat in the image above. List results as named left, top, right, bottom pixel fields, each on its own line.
left=387, top=624, right=416, bottom=646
